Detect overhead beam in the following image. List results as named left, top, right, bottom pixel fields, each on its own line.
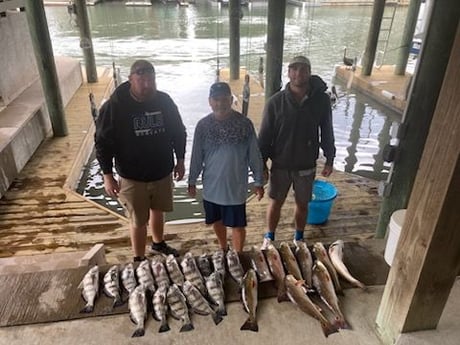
left=376, top=23, right=460, bottom=344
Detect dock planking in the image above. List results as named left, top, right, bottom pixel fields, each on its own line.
left=1, top=66, right=383, bottom=266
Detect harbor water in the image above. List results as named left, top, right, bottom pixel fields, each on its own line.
left=45, top=2, right=404, bottom=220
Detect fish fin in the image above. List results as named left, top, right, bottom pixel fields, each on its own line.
left=113, top=296, right=124, bottom=308
left=180, top=322, right=194, bottom=332
left=131, top=327, right=145, bottom=337
left=240, top=317, right=258, bottom=332
left=336, top=287, right=345, bottom=296
left=212, top=312, right=223, bottom=325
left=159, top=323, right=170, bottom=333
left=192, top=309, right=210, bottom=316
left=79, top=304, right=94, bottom=313
left=320, top=321, right=339, bottom=338
left=152, top=312, right=161, bottom=322
left=77, top=280, right=83, bottom=289
left=277, top=285, right=290, bottom=303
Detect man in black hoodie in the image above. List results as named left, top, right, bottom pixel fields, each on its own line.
left=95, top=60, right=186, bottom=261
left=258, top=56, right=336, bottom=249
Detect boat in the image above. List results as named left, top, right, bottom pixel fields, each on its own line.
left=125, top=1, right=152, bottom=6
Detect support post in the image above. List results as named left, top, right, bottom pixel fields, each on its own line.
left=376, top=23, right=460, bottom=344
left=361, top=0, right=386, bottom=76
left=74, top=0, right=98, bottom=83
left=229, top=0, right=240, bottom=80
left=394, top=0, right=423, bottom=75
left=25, top=0, right=68, bottom=137
left=375, top=0, right=459, bottom=238
left=265, top=0, right=286, bottom=99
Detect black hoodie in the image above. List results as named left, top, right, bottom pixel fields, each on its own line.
left=258, top=75, right=335, bottom=171
left=95, top=81, right=186, bottom=182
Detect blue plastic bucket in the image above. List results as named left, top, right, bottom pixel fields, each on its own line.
left=307, top=180, right=338, bottom=225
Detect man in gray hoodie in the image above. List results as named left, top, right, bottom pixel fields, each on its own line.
left=258, top=56, right=336, bottom=249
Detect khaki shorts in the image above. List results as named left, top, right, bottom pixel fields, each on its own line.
left=118, top=174, right=173, bottom=227
left=268, top=168, right=315, bottom=205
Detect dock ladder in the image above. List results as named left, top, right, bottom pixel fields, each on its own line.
left=375, top=1, right=400, bottom=68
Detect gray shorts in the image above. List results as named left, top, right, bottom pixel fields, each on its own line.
left=268, top=168, right=315, bottom=205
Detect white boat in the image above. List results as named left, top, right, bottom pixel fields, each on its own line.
left=125, top=1, right=152, bottom=6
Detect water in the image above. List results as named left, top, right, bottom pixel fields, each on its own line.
left=45, top=2, right=404, bottom=220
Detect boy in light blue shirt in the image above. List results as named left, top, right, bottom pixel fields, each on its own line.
left=188, top=82, right=264, bottom=252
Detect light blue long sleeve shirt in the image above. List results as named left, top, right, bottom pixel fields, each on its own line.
left=188, top=111, right=264, bottom=205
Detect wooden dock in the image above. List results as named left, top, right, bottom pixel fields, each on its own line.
left=0, top=66, right=385, bottom=268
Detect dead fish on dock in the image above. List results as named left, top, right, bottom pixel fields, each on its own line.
left=205, top=272, right=227, bottom=316
left=167, top=284, right=194, bottom=332
left=197, top=253, right=213, bottom=278
left=165, top=254, right=185, bottom=287
left=249, top=246, right=273, bottom=283
left=129, top=285, right=147, bottom=337
left=152, top=285, right=170, bottom=333
left=183, top=280, right=223, bottom=325
left=136, top=259, right=156, bottom=293
left=103, top=265, right=123, bottom=308
left=294, top=241, right=314, bottom=289
left=279, top=242, right=303, bottom=281
left=78, top=265, right=99, bottom=313
left=313, top=242, right=343, bottom=295
left=312, top=260, right=351, bottom=330
left=226, top=249, right=244, bottom=286
left=265, top=244, right=288, bottom=302
left=121, top=263, right=137, bottom=295
left=181, top=252, right=207, bottom=295
left=284, top=274, right=339, bottom=338
left=151, top=257, right=170, bottom=288
left=240, top=268, right=258, bottom=332
left=328, top=240, right=366, bottom=290
left=211, top=249, right=226, bottom=280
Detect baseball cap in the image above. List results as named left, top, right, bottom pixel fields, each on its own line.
left=288, top=55, right=311, bottom=68
left=130, top=60, right=155, bottom=76
left=209, top=82, right=232, bottom=98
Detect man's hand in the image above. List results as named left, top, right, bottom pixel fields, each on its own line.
left=103, top=174, right=119, bottom=198
left=174, top=159, right=185, bottom=181
left=254, top=186, right=264, bottom=201
left=321, top=165, right=333, bottom=177
left=188, top=184, right=196, bottom=198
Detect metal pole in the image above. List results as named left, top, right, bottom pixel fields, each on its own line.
left=265, top=0, right=286, bottom=99
left=394, top=0, right=423, bottom=75
left=25, top=0, right=68, bottom=137
left=74, top=0, right=98, bottom=83
left=229, top=0, right=240, bottom=80
left=361, top=0, right=386, bottom=76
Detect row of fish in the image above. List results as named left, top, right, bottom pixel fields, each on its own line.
left=78, top=248, right=246, bottom=337
left=255, top=239, right=366, bottom=337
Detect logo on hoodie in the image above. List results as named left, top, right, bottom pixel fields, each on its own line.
left=133, top=111, right=165, bottom=136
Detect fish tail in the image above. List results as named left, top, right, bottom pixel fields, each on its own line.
left=131, top=327, right=145, bottom=337
left=218, top=306, right=227, bottom=317
left=240, top=316, right=258, bottom=332
left=320, top=321, right=339, bottom=338
left=336, top=318, right=352, bottom=330
left=212, top=312, right=224, bottom=325
left=159, top=321, right=170, bottom=333
left=179, top=322, right=194, bottom=332
left=79, top=304, right=94, bottom=313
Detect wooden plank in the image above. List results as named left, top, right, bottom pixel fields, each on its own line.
left=376, top=23, right=460, bottom=344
